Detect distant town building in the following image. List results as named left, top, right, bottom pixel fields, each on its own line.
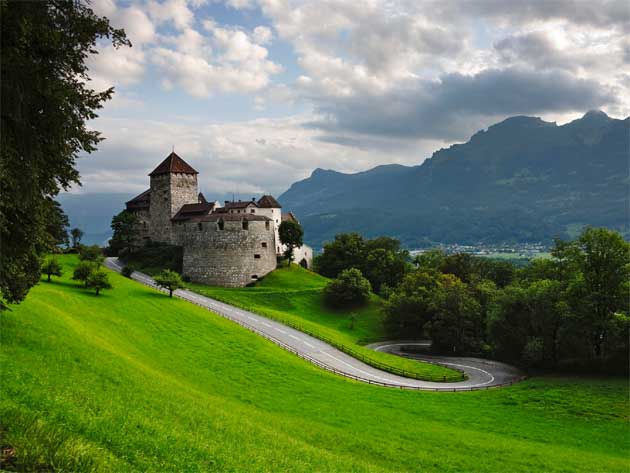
left=124, top=152, right=312, bottom=287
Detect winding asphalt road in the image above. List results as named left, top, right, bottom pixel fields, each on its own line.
left=105, top=258, right=524, bottom=391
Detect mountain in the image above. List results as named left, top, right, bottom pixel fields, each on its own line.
left=279, top=111, right=629, bottom=248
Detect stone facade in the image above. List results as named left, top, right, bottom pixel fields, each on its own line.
left=125, top=152, right=313, bottom=287
left=175, top=215, right=277, bottom=287
left=149, top=172, right=198, bottom=243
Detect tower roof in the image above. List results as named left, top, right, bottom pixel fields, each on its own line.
left=257, top=195, right=282, bottom=208
left=149, top=152, right=198, bottom=176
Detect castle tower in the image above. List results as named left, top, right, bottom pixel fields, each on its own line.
left=149, top=152, right=199, bottom=243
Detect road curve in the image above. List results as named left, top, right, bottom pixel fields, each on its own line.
left=105, top=258, right=525, bottom=391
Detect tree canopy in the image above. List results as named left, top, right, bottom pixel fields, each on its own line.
left=278, top=220, right=304, bottom=263
left=0, top=0, right=129, bottom=306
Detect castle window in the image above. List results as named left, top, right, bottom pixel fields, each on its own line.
left=197, top=222, right=203, bottom=231
left=250, top=209, right=255, bottom=213
left=262, top=242, right=267, bottom=248
left=218, top=219, right=224, bottom=230
left=251, top=275, right=258, bottom=280
left=242, top=220, right=249, bottom=230
left=254, top=254, right=261, bottom=259
left=265, top=221, right=270, bottom=230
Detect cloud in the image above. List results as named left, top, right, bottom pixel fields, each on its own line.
left=76, top=115, right=438, bottom=195
left=309, top=67, right=617, bottom=140
left=151, top=24, right=281, bottom=96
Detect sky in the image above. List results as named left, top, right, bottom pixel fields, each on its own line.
left=78, top=0, right=630, bottom=198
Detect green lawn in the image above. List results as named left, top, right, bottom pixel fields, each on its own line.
left=1, top=255, right=628, bottom=472
left=186, top=264, right=461, bottom=381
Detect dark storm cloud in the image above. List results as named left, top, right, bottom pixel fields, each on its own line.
left=309, top=67, right=617, bottom=141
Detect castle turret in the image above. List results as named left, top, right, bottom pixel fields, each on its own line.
left=149, top=152, right=199, bottom=243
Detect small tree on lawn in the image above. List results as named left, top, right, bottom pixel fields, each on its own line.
left=154, top=269, right=184, bottom=297
left=324, top=268, right=372, bottom=308
left=73, top=261, right=95, bottom=287
left=86, top=269, right=112, bottom=296
left=278, top=220, right=304, bottom=264
left=41, top=257, right=62, bottom=282
left=70, top=228, right=84, bottom=248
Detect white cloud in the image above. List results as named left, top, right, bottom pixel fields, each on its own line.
left=252, top=26, right=273, bottom=45
left=77, top=114, right=440, bottom=195
left=151, top=22, right=281, bottom=96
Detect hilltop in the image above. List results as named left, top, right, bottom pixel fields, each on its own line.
left=280, top=111, right=629, bottom=248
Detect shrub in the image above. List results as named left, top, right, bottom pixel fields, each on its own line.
left=323, top=268, right=371, bottom=308
left=121, top=265, right=135, bottom=278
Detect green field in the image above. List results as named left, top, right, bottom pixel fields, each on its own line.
left=1, top=256, right=628, bottom=472
left=186, top=264, right=461, bottom=381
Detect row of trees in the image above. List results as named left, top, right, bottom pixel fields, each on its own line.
left=315, top=228, right=628, bottom=373
left=41, top=245, right=112, bottom=295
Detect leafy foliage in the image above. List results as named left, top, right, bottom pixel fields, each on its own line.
left=323, top=268, right=372, bottom=308
left=154, top=269, right=184, bottom=297
left=278, top=220, right=303, bottom=263
left=0, top=0, right=129, bottom=305
left=109, top=210, right=138, bottom=256
left=40, top=257, right=62, bottom=282
left=386, top=227, right=629, bottom=373
left=72, top=261, right=96, bottom=287
left=316, top=234, right=409, bottom=294
left=78, top=244, right=104, bottom=265
left=86, top=269, right=111, bottom=295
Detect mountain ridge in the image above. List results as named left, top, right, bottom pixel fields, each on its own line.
left=279, top=111, right=628, bottom=248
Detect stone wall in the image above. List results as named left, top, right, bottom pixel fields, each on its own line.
left=175, top=218, right=277, bottom=287
left=149, top=172, right=198, bottom=243
left=130, top=209, right=151, bottom=246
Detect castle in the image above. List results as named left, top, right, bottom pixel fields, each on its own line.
left=124, top=152, right=312, bottom=287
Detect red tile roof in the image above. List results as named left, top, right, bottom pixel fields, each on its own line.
left=149, top=152, right=198, bottom=176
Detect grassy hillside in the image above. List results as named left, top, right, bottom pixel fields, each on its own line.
left=186, top=264, right=461, bottom=381
left=1, top=256, right=628, bottom=472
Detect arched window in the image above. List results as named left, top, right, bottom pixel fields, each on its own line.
left=218, top=219, right=224, bottom=230
left=197, top=222, right=203, bottom=231
left=242, top=220, right=249, bottom=230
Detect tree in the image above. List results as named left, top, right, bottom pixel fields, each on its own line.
left=323, top=268, right=371, bottom=308
left=79, top=245, right=104, bottom=265
left=86, top=269, right=111, bottom=296
left=41, top=257, right=62, bottom=282
left=0, top=1, right=129, bottom=305
left=278, top=220, right=304, bottom=264
left=110, top=210, right=138, bottom=255
left=425, top=274, right=482, bottom=354
left=554, top=227, right=630, bottom=360
left=364, top=247, right=408, bottom=294
left=384, top=270, right=440, bottom=338
left=413, top=249, right=446, bottom=271
left=70, top=228, right=84, bottom=248
left=316, top=233, right=365, bottom=278
left=72, top=261, right=95, bottom=287
left=154, top=270, right=184, bottom=297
